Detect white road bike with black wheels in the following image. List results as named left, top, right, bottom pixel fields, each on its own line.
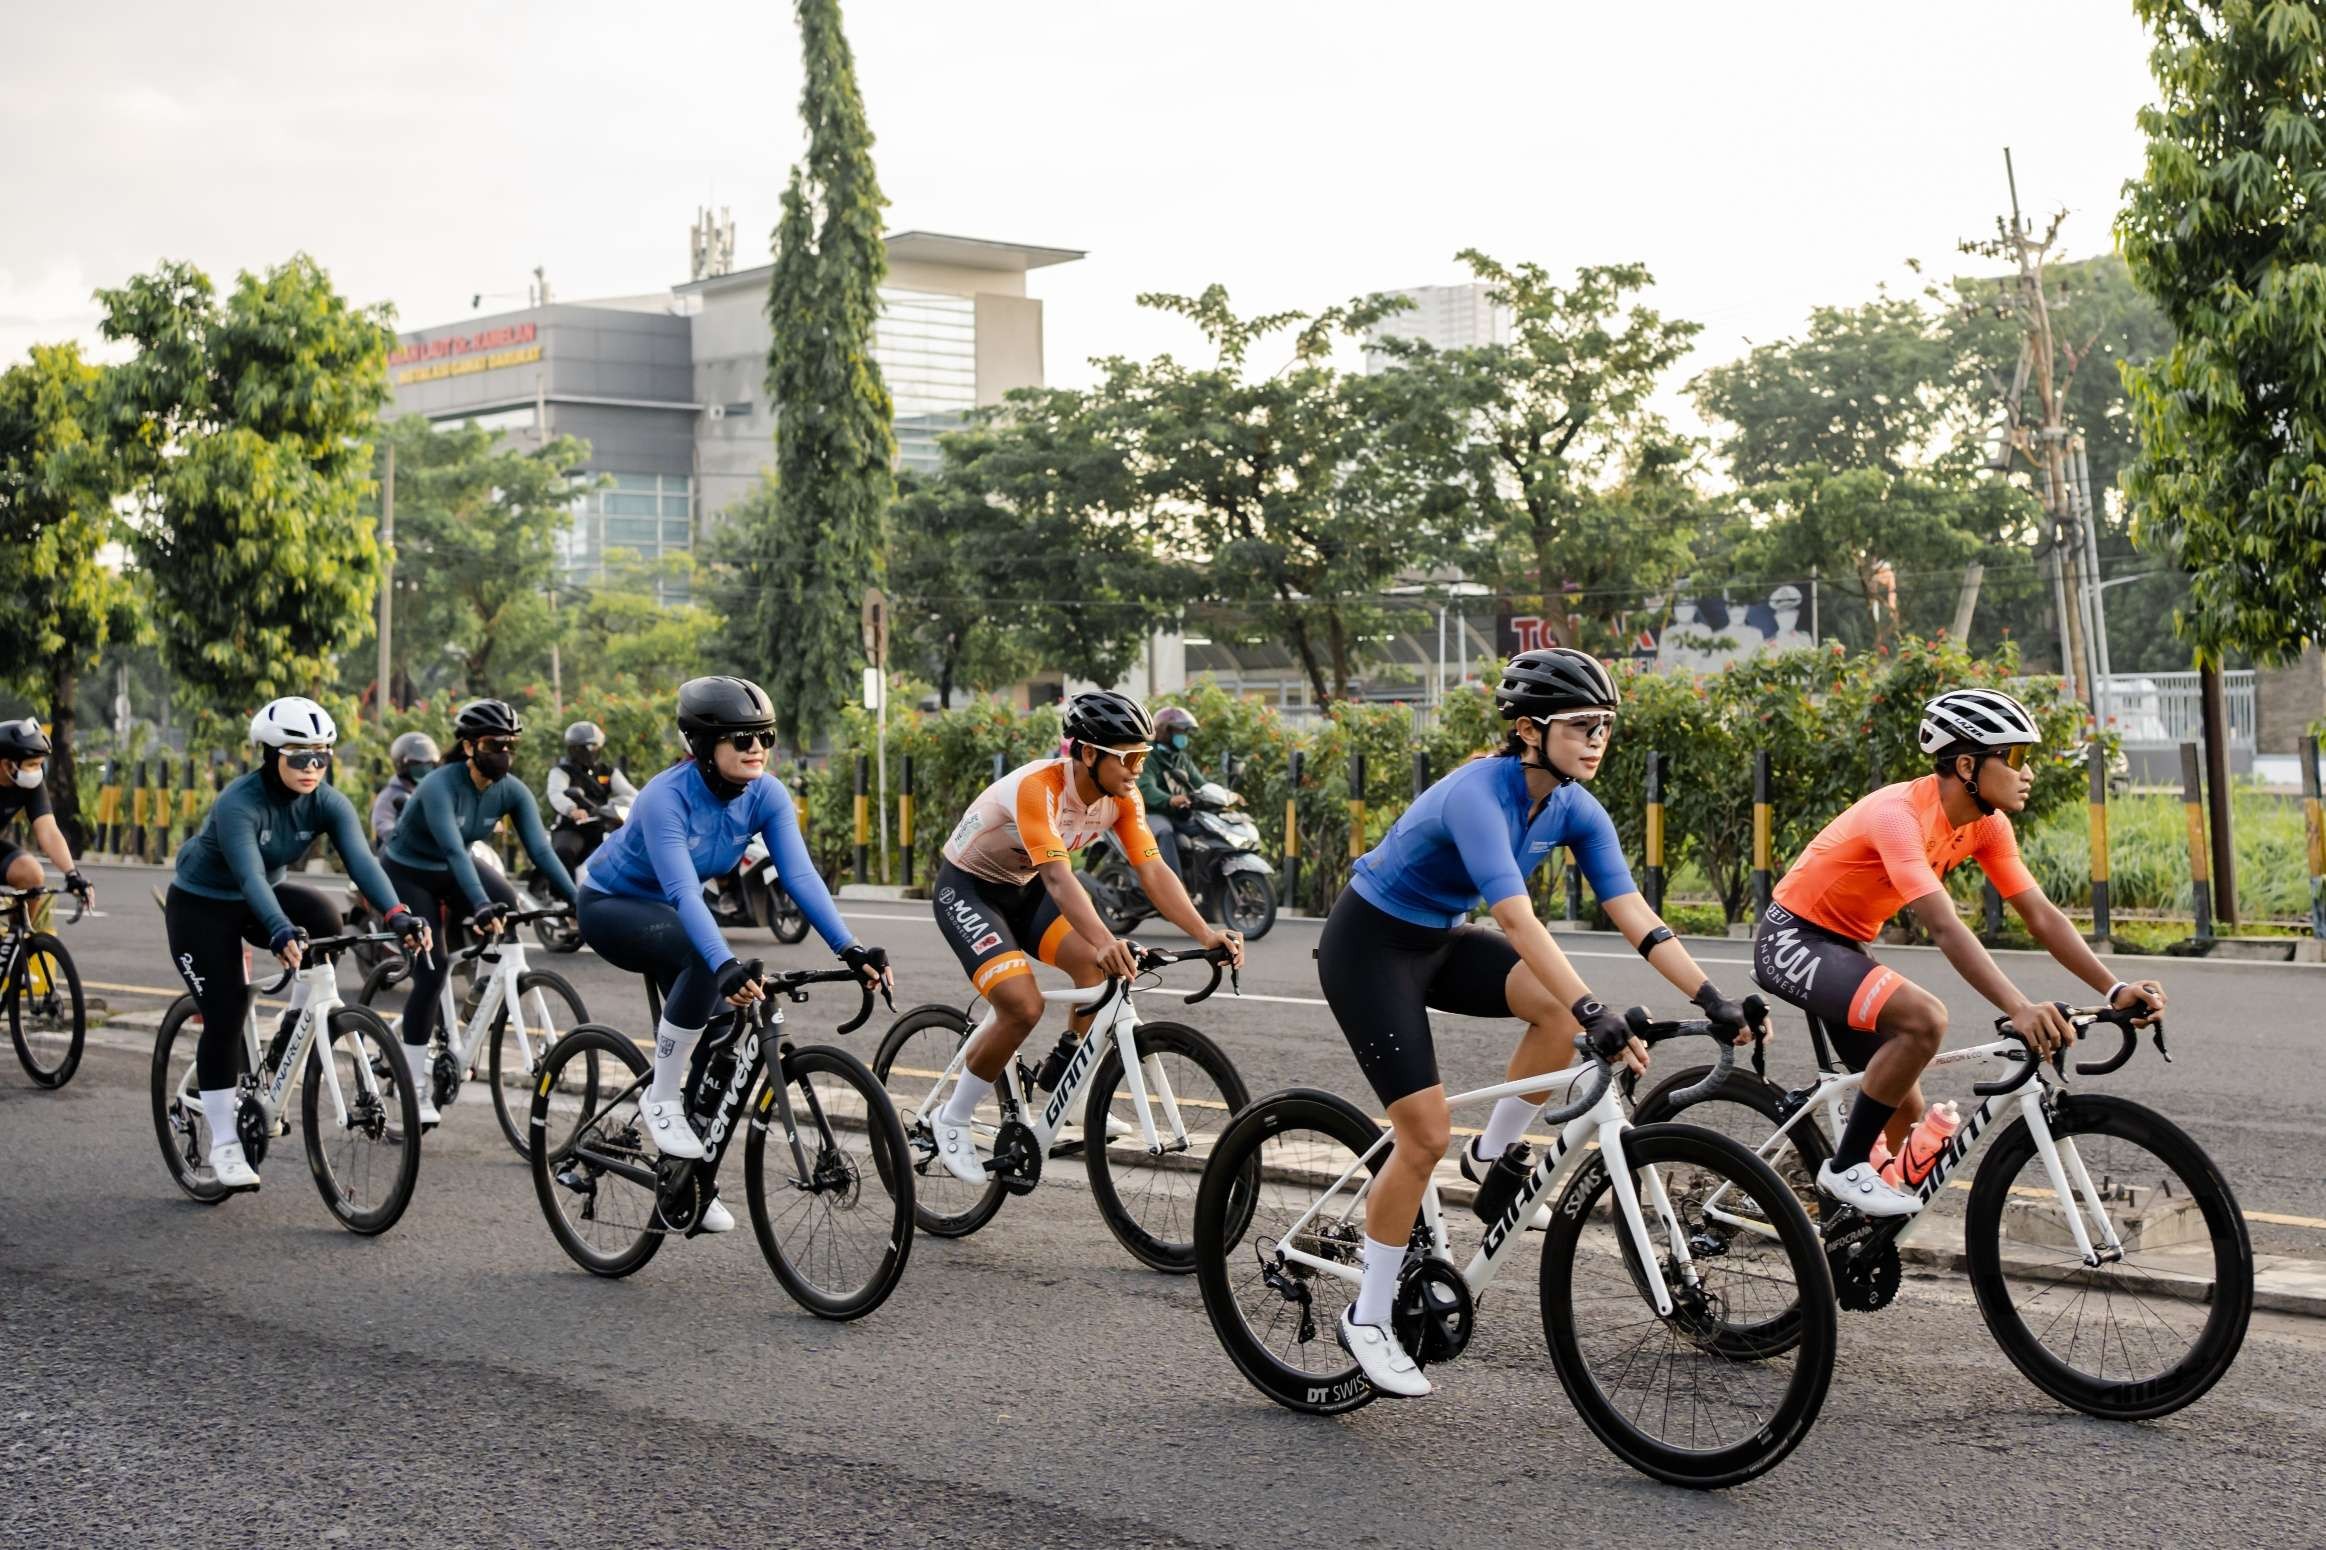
left=1194, top=998, right=1837, bottom=1490
left=355, top=904, right=591, bottom=1158
left=151, top=928, right=423, bottom=1234
left=1630, top=1003, right=2251, bottom=1420
left=874, top=944, right=1246, bottom=1273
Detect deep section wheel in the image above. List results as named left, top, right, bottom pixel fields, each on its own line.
left=530, top=1024, right=664, bottom=1278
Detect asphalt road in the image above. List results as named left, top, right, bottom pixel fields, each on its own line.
left=9, top=863, right=2326, bottom=1546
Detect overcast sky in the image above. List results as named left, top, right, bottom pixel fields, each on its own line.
left=2, top=1, right=2159, bottom=412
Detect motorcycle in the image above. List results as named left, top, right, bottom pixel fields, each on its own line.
left=533, top=795, right=630, bottom=953
left=702, top=834, right=811, bottom=945
left=1083, top=781, right=1277, bottom=940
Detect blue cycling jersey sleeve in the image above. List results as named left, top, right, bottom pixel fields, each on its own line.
left=323, top=786, right=402, bottom=917
left=502, top=779, right=576, bottom=903
left=1443, top=773, right=1531, bottom=910
left=639, top=777, right=736, bottom=975
left=1564, top=785, right=1638, bottom=902
left=755, top=778, right=851, bottom=952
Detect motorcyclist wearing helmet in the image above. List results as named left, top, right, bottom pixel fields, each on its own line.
left=1755, top=687, right=2166, bottom=1221
left=167, top=697, right=432, bottom=1191
left=0, top=716, right=92, bottom=908
left=918, top=690, right=1245, bottom=1190
left=369, top=730, right=441, bottom=849
left=380, top=698, right=575, bottom=1126
left=575, top=677, right=890, bottom=1229
left=1314, top=648, right=1748, bottom=1399
left=544, top=719, right=638, bottom=875
left=1136, top=705, right=1206, bottom=879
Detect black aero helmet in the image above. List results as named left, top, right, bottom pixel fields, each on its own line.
left=1062, top=690, right=1154, bottom=751
left=0, top=716, right=51, bottom=760
left=677, top=676, right=775, bottom=748
left=563, top=720, right=605, bottom=753
left=389, top=731, right=440, bottom=774
left=1495, top=648, right=1618, bottom=721
left=453, top=698, right=523, bottom=741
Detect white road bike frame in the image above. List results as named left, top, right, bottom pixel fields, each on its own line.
left=385, top=936, right=565, bottom=1093
left=169, top=961, right=385, bottom=1144
left=1696, top=1039, right=2130, bottom=1268
left=1269, top=1062, right=1691, bottom=1319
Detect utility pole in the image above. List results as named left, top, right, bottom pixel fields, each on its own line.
left=376, top=442, right=395, bottom=726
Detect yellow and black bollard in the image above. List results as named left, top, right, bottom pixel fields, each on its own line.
left=2179, top=741, right=2214, bottom=944
left=1751, top=751, right=1773, bottom=915
left=1643, top=751, right=1666, bottom=915
left=131, top=760, right=149, bottom=861
left=2087, top=745, right=2112, bottom=945
left=898, top=755, right=916, bottom=888
left=852, top=755, right=869, bottom=886
left=1346, top=751, right=1366, bottom=862
left=2301, top=734, right=2323, bottom=945
left=95, top=759, right=122, bottom=855
left=1282, top=748, right=1304, bottom=906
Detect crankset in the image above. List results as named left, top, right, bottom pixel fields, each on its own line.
left=430, top=1046, right=462, bottom=1108
left=1823, top=1207, right=1904, bottom=1313
left=987, top=1119, right=1042, bottom=1197
left=654, top=1159, right=707, bottom=1235
left=236, top=1093, right=273, bottom=1168
left=1391, top=1258, right=1475, bottom=1368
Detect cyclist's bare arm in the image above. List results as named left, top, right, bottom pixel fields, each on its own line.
left=1602, top=893, right=1736, bottom=1014
left=1488, top=896, right=1592, bottom=1008
left=1905, top=889, right=2071, bottom=1051
left=29, top=813, right=78, bottom=881
left=1127, top=856, right=1240, bottom=962
left=1035, top=857, right=1137, bottom=980
left=2005, top=886, right=2168, bottom=1019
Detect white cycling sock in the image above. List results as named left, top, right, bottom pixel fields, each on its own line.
left=1478, top=1096, right=1544, bottom=1160
left=1354, top=1235, right=1406, bottom=1328
left=198, top=1088, right=240, bottom=1157
left=940, top=1069, right=995, bottom=1126
left=649, top=1018, right=704, bottom=1105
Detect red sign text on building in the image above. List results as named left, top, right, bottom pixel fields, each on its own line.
left=388, top=321, right=538, bottom=368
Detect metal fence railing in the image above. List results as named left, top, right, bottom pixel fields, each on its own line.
left=2098, top=671, right=2256, bottom=749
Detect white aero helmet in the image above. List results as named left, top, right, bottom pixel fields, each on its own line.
left=250, top=696, right=339, bottom=749
left=1917, top=689, right=2039, bottom=757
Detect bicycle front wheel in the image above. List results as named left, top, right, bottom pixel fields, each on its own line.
left=1085, top=1019, right=1249, bottom=1272
left=302, top=1006, right=423, bottom=1235
left=9, top=932, right=85, bottom=1088
left=1966, top=1092, right=2252, bottom=1420
left=488, top=969, right=594, bottom=1159
left=745, top=1043, right=915, bottom=1320
left=530, top=1024, right=664, bottom=1278
left=151, top=994, right=234, bottom=1204
left=1540, top=1122, right=1835, bottom=1489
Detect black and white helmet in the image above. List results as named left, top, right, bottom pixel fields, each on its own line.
left=1495, top=648, right=1618, bottom=721
left=0, top=716, right=50, bottom=760
left=1917, top=689, right=2040, bottom=758
left=453, top=699, right=524, bottom=741
left=250, top=696, right=338, bottom=748
left=1062, top=691, right=1154, bottom=751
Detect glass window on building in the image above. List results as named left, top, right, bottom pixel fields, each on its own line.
left=558, top=472, right=694, bottom=601
left=875, top=288, right=975, bottom=474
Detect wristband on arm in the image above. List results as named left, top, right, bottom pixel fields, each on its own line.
left=1635, top=925, right=1675, bottom=960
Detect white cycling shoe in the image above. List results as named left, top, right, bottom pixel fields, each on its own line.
left=398, top=1046, right=441, bottom=1127
left=1817, top=1159, right=1923, bottom=1218
left=639, top=1097, right=706, bottom=1160
left=699, top=1196, right=736, bottom=1233
left=1337, top=1310, right=1431, bottom=1398
left=926, top=1113, right=989, bottom=1186
left=208, top=1142, right=261, bottom=1192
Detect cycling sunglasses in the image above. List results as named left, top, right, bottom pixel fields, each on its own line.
left=280, top=749, right=333, bottom=771
left=1533, top=711, right=1617, bottom=741
left=726, top=730, right=777, bottom=752
left=1986, top=744, right=2033, bottom=771
left=474, top=736, right=521, bottom=755
left=1098, top=744, right=1151, bottom=771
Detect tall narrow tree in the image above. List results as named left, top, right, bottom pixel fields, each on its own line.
left=756, top=0, right=895, bottom=748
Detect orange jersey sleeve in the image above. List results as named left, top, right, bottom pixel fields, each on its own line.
left=1113, top=788, right=1160, bottom=864
left=1973, top=811, right=2038, bottom=898
left=1013, top=763, right=1071, bottom=868
left=1864, top=788, right=1946, bottom=905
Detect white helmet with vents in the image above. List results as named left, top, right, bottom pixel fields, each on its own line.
left=250, top=696, right=339, bottom=749
left=1917, top=689, right=2039, bottom=757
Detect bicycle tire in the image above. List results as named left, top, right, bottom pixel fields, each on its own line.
left=9, top=932, right=85, bottom=1088
left=1539, top=1122, right=1835, bottom=1489
left=1084, top=1019, right=1250, bottom=1272
left=746, top=1042, right=915, bottom=1320
left=302, top=1005, right=423, bottom=1235
left=1965, top=1092, right=2252, bottom=1420
left=531, top=1024, right=664, bottom=1278
left=872, top=1003, right=1009, bottom=1238
left=488, top=969, right=595, bottom=1159
left=150, top=994, right=234, bottom=1205
left=1192, top=1087, right=1384, bottom=1416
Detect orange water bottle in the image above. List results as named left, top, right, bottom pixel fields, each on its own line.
left=1885, top=1101, right=1961, bottom=1188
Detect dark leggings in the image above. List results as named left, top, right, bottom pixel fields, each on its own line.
left=382, top=856, right=518, bottom=1048
left=577, top=889, right=721, bottom=1029
left=165, top=882, right=343, bottom=1090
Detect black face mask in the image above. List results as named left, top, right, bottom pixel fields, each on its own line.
left=472, top=747, right=513, bottom=782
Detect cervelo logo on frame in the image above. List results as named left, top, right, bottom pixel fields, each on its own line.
left=701, top=1030, right=761, bottom=1161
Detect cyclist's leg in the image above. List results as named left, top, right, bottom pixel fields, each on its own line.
left=0, top=838, right=39, bottom=889
left=164, top=886, right=260, bottom=1163
left=931, top=862, right=1051, bottom=1087
left=577, top=890, right=709, bottom=1132
left=382, top=858, right=455, bottom=1052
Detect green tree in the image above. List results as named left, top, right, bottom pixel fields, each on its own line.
left=754, top=0, right=895, bottom=747
left=2118, top=0, right=2326, bottom=668
left=886, top=464, right=1040, bottom=705
left=0, top=342, right=135, bottom=844
left=563, top=548, right=726, bottom=687
left=368, top=415, right=595, bottom=700
left=98, top=256, right=393, bottom=733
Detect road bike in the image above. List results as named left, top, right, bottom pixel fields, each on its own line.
left=3, top=885, right=87, bottom=1088
left=150, top=929, right=424, bottom=1234
left=354, top=904, right=590, bottom=1158
left=531, top=965, right=915, bottom=1320
left=1630, top=1002, right=2251, bottom=1420
left=874, top=944, right=1244, bottom=1273
left=1193, top=998, right=1836, bottom=1489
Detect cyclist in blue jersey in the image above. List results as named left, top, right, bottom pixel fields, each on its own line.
left=1317, top=648, right=1752, bottom=1397
left=576, top=676, right=890, bottom=1234
left=380, top=698, right=575, bottom=1126
left=167, top=697, right=431, bottom=1191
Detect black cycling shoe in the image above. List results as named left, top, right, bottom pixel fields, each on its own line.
left=1462, top=1138, right=1532, bottom=1227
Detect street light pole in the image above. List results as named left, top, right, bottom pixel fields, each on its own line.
left=376, top=442, right=395, bottom=727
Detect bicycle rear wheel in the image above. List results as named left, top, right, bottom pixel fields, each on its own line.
left=1540, top=1122, right=1835, bottom=1489
left=9, top=933, right=85, bottom=1088
left=302, top=1006, right=422, bottom=1234
left=746, top=1043, right=915, bottom=1320
left=873, top=1004, right=1008, bottom=1238
left=1084, top=1020, right=1249, bottom=1272
left=488, top=969, right=594, bottom=1159
left=1192, top=1088, right=1384, bottom=1415
left=1966, top=1092, right=2251, bottom=1420
left=531, top=1024, right=664, bottom=1277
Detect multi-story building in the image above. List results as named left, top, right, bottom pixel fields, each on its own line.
left=382, top=231, right=1081, bottom=586
left=1360, top=280, right=1511, bottom=374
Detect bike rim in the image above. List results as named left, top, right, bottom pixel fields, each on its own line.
left=313, top=1024, right=412, bottom=1216
left=1093, top=1040, right=1239, bottom=1256
left=757, top=1062, right=905, bottom=1304
left=13, top=946, right=77, bottom=1074
left=881, top=1020, right=998, bottom=1226
left=1215, top=1116, right=1371, bottom=1387
left=547, top=1070, right=661, bottom=1260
